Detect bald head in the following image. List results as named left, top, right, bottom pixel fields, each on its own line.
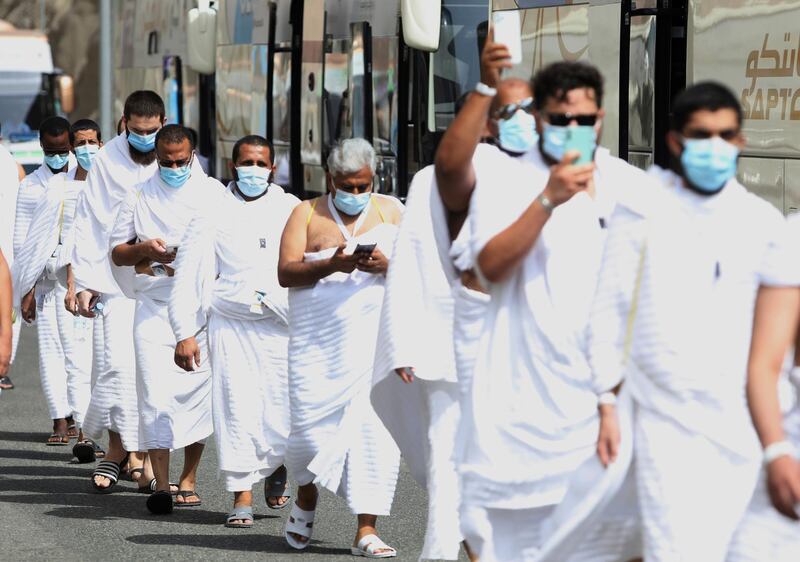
left=490, top=78, right=533, bottom=115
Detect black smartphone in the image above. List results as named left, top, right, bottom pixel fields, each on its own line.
left=353, top=243, right=377, bottom=255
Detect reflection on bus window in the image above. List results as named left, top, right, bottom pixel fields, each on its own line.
left=432, top=0, right=489, bottom=131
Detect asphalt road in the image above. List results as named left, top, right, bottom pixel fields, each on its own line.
left=0, top=327, right=451, bottom=561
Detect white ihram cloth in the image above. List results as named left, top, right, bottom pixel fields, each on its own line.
left=11, top=169, right=93, bottom=422
left=587, top=166, right=800, bottom=562
left=287, top=194, right=402, bottom=516
left=73, top=134, right=157, bottom=450
left=371, top=166, right=463, bottom=560
left=110, top=171, right=220, bottom=450
left=727, top=215, right=800, bottom=562
left=0, top=144, right=21, bottom=365
left=11, top=166, right=69, bottom=419
left=170, top=182, right=299, bottom=490
left=461, top=146, right=645, bottom=561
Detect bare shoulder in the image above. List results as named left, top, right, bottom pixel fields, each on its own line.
left=374, top=193, right=404, bottom=224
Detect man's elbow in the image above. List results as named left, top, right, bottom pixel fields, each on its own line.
left=277, top=266, right=291, bottom=288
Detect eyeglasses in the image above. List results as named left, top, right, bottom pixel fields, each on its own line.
left=492, top=97, right=535, bottom=121
left=43, top=149, right=69, bottom=157
left=544, top=112, right=598, bottom=127
left=683, top=128, right=740, bottom=141
left=332, top=183, right=372, bottom=192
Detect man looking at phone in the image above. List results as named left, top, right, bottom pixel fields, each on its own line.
left=438, top=54, right=650, bottom=558
left=170, top=134, right=299, bottom=527
left=278, top=138, right=403, bottom=557
left=71, top=91, right=166, bottom=492
left=110, top=124, right=220, bottom=514
left=588, top=82, right=799, bottom=561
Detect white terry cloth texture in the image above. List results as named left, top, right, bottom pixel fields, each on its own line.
left=169, top=182, right=299, bottom=491
left=587, top=166, right=800, bottom=562
left=71, top=134, right=158, bottom=451
left=287, top=194, right=402, bottom=516
left=461, top=145, right=635, bottom=516
left=11, top=169, right=93, bottom=423
left=81, top=294, right=138, bottom=449
left=12, top=166, right=70, bottom=421
left=111, top=170, right=221, bottom=451
left=370, top=166, right=463, bottom=559
left=0, top=144, right=21, bottom=365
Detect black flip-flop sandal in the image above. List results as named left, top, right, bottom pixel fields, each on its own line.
left=174, top=490, right=202, bottom=507
left=265, top=465, right=291, bottom=510
left=0, top=376, right=14, bottom=390
left=137, top=478, right=179, bottom=495
left=72, top=439, right=103, bottom=463
left=91, top=455, right=128, bottom=494
left=146, top=490, right=173, bottom=515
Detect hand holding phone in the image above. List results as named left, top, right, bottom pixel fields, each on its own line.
left=353, top=243, right=377, bottom=256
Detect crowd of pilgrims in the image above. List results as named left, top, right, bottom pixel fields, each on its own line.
left=0, top=36, right=799, bottom=562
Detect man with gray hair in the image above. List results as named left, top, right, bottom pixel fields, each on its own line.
left=278, top=138, right=404, bottom=557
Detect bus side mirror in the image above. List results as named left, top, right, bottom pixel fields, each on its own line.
left=401, top=0, right=441, bottom=52
left=187, top=0, right=217, bottom=74
left=57, top=74, right=74, bottom=114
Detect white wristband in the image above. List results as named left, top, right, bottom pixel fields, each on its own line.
left=474, top=82, right=497, bottom=97
left=598, top=392, right=617, bottom=407
left=764, top=440, right=796, bottom=465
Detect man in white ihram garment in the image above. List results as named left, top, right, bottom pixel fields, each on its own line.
left=14, top=116, right=78, bottom=445
left=110, top=124, right=219, bottom=515
left=12, top=119, right=101, bottom=461
left=278, top=138, right=403, bottom=558
left=0, top=142, right=21, bottom=391
left=459, top=60, right=650, bottom=561
left=170, top=134, right=298, bottom=528
left=725, top=220, right=800, bottom=562
left=588, top=82, right=799, bottom=561
left=370, top=41, right=540, bottom=559
left=72, top=91, right=168, bottom=492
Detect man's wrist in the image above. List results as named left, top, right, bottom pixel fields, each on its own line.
left=764, top=440, right=796, bottom=465
left=536, top=191, right=557, bottom=214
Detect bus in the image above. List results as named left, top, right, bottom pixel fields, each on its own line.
left=112, top=0, right=800, bottom=213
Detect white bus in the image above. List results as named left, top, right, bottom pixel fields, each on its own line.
left=113, top=0, right=800, bottom=212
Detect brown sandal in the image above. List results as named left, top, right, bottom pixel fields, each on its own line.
left=46, top=433, right=70, bottom=446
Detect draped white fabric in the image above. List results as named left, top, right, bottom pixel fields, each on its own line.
left=462, top=147, right=633, bottom=511
left=169, top=182, right=298, bottom=487
left=110, top=171, right=220, bottom=450
left=287, top=195, right=402, bottom=516
left=70, top=134, right=157, bottom=296
left=13, top=164, right=54, bottom=261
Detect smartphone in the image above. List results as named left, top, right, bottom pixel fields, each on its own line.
left=354, top=243, right=377, bottom=255
left=563, top=127, right=596, bottom=165
left=492, top=11, right=522, bottom=65
left=166, top=245, right=179, bottom=254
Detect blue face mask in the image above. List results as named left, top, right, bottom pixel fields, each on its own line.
left=498, top=110, right=538, bottom=154
left=127, top=129, right=157, bottom=153
left=541, top=124, right=597, bottom=162
left=44, top=152, right=69, bottom=171
left=680, top=137, right=739, bottom=194
left=333, top=189, right=371, bottom=216
left=159, top=161, right=192, bottom=189
left=74, top=144, right=100, bottom=170
left=235, top=165, right=271, bottom=198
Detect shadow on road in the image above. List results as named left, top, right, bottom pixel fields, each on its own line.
left=126, top=533, right=351, bottom=556
left=0, top=447, right=73, bottom=462
left=0, top=431, right=50, bottom=443
left=0, top=464, right=95, bottom=478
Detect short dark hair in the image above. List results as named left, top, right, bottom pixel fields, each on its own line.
left=671, top=82, right=743, bottom=132
left=232, top=134, right=273, bottom=164
left=123, top=90, right=165, bottom=120
left=40, top=116, right=71, bottom=139
left=155, top=124, right=194, bottom=150
left=69, top=119, right=102, bottom=145
left=532, top=61, right=604, bottom=110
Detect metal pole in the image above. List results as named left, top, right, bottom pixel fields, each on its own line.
left=100, top=0, right=113, bottom=140
left=39, top=0, right=46, bottom=32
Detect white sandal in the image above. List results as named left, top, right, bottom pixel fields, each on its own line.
left=284, top=502, right=315, bottom=550
left=351, top=534, right=397, bottom=558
